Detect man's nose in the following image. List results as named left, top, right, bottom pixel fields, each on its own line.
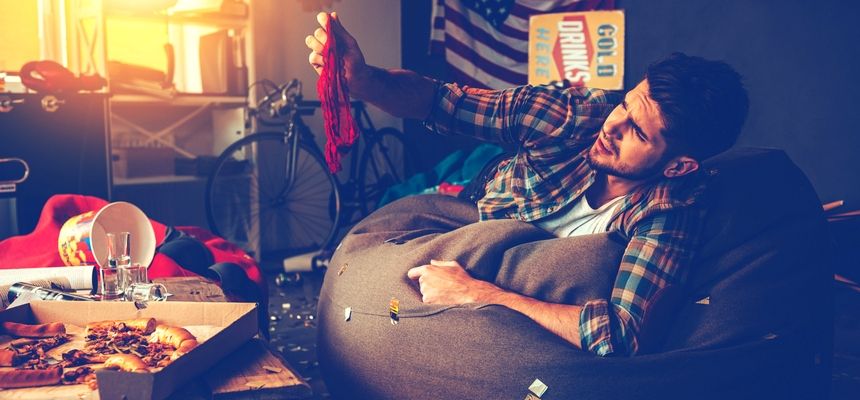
left=603, top=126, right=621, bottom=141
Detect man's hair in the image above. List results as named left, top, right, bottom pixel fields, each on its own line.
left=645, top=52, right=749, bottom=161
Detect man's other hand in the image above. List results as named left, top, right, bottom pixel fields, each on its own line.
left=306, top=12, right=367, bottom=83
left=407, top=260, right=503, bottom=305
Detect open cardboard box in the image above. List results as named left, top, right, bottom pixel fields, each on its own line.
left=0, top=300, right=258, bottom=400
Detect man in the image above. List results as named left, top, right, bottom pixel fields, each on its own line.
left=306, top=12, right=748, bottom=356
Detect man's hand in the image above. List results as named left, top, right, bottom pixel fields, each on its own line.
left=305, top=12, right=367, bottom=84
left=409, top=260, right=586, bottom=349
left=406, top=260, right=503, bottom=305
left=304, top=12, right=437, bottom=119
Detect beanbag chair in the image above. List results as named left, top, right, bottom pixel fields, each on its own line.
left=317, top=148, right=832, bottom=400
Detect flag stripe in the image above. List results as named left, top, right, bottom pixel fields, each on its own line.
left=444, top=6, right=528, bottom=61
left=445, top=23, right=523, bottom=67
left=446, top=2, right=529, bottom=46
left=445, top=49, right=521, bottom=88
left=443, top=34, right=527, bottom=84
left=511, top=0, right=610, bottom=18
left=445, top=0, right=529, bottom=44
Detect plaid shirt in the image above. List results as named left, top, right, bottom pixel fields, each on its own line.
left=425, top=83, right=706, bottom=356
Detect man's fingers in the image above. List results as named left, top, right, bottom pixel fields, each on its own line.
left=305, top=35, right=323, bottom=52
left=317, top=12, right=343, bottom=37
left=330, top=12, right=343, bottom=32
left=328, top=12, right=358, bottom=46
left=308, top=52, right=324, bottom=67
left=313, top=27, right=328, bottom=46
left=406, top=266, right=426, bottom=280
left=429, top=259, right=460, bottom=268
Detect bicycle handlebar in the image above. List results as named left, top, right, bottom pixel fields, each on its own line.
left=249, top=79, right=366, bottom=128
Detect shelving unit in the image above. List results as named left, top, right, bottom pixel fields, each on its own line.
left=60, top=0, right=256, bottom=227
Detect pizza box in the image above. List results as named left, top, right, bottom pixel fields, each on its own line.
left=0, top=300, right=258, bottom=400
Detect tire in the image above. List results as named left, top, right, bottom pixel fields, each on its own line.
left=357, top=128, right=412, bottom=216
left=205, top=131, right=341, bottom=260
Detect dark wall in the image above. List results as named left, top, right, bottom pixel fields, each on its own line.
left=618, top=0, right=860, bottom=208
left=402, top=1, right=483, bottom=171
left=403, top=0, right=860, bottom=208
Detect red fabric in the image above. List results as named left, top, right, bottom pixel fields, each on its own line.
left=438, top=182, right=465, bottom=196
left=0, top=195, right=265, bottom=295
left=317, top=16, right=359, bottom=173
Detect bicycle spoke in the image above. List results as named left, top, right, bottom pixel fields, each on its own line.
left=286, top=206, right=332, bottom=226
left=289, top=209, right=329, bottom=241
left=261, top=153, right=288, bottom=200
left=246, top=163, right=278, bottom=200
left=292, top=174, right=335, bottom=201
left=290, top=183, right=331, bottom=202
left=274, top=207, right=292, bottom=232
left=208, top=131, right=341, bottom=257
left=260, top=208, right=280, bottom=245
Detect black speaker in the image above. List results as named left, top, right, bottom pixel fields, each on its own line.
left=0, top=93, right=111, bottom=236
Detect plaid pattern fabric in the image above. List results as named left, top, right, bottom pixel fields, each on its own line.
left=426, top=82, right=706, bottom=356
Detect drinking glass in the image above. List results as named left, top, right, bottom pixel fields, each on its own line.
left=119, top=263, right=148, bottom=300
left=102, top=232, right=131, bottom=300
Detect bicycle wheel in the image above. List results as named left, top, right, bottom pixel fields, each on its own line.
left=206, top=131, right=341, bottom=259
left=358, top=128, right=413, bottom=215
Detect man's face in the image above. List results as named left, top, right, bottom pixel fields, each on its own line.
left=587, top=79, right=672, bottom=181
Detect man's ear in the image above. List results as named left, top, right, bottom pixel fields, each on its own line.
left=663, top=156, right=699, bottom=178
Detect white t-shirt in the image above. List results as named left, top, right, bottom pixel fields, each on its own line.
left=533, top=195, right=628, bottom=238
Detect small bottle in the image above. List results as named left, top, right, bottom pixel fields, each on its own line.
left=8, top=282, right=94, bottom=303
left=101, top=232, right=129, bottom=300
left=127, top=282, right=169, bottom=303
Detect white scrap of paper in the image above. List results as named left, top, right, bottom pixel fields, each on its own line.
left=528, top=378, right=548, bottom=397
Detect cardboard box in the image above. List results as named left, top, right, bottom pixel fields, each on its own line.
left=0, top=300, right=258, bottom=400
left=529, top=10, right=626, bottom=89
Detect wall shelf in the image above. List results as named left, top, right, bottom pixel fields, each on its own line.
left=111, top=94, right=247, bottom=106
left=114, top=174, right=206, bottom=186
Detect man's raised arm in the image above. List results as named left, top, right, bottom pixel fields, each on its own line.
left=306, top=12, right=436, bottom=120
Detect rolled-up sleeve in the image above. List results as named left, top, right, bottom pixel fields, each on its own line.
left=579, top=208, right=701, bottom=356
left=424, top=82, right=619, bottom=148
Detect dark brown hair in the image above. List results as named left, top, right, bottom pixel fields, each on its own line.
left=646, top=52, right=749, bottom=160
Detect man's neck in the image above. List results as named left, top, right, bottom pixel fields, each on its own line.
left=585, top=173, right=651, bottom=209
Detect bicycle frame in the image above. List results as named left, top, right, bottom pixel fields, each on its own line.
left=242, top=78, right=408, bottom=235
left=252, top=79, right=316, bottom=197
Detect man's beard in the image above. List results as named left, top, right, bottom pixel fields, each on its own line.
left=586, top=146, right=667, bottom=181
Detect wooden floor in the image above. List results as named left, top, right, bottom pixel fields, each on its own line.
left=265, top=267, right=330, bottom=399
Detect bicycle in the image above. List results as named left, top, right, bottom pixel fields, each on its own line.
left=205, top=79, right=414, bottom=261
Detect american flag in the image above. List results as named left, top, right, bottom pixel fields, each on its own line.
left=430, top=0, right=616, bottom=89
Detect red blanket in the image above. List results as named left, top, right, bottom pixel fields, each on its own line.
left=0, top=195, right=264, bottom=294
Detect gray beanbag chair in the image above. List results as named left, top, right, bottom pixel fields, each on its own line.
left=317, top=148, right=832, bottom=400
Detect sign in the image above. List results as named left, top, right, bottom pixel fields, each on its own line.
left=529, top=10, right=625, bottom=90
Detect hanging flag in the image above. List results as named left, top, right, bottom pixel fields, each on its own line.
left=430, top=0, right=616, bottom=89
